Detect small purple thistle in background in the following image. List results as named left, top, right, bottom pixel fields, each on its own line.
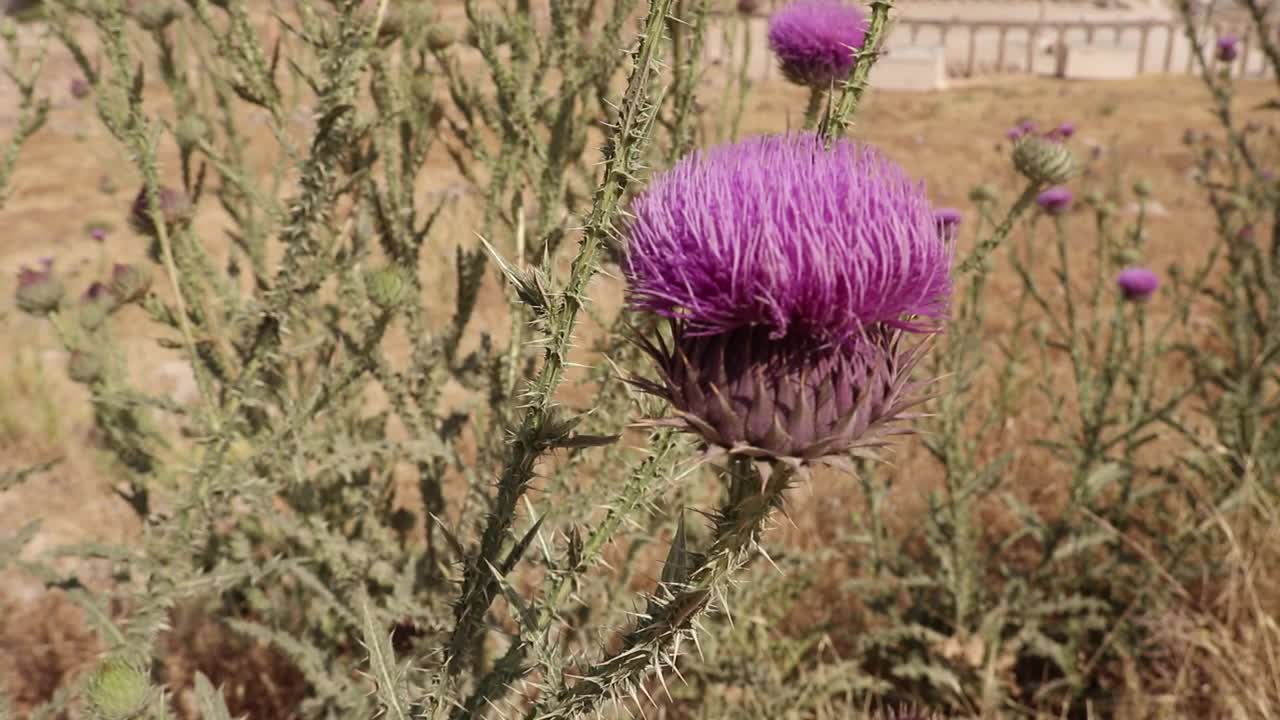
left=1046, top=121, right=1075, bottom=140
left=1116, top=267, right=1159, bottom=301
left=90, top=227, right=108, bottom=243
left=1005, top=126, right=1027, bottom=142
left=1037, top=186, right=1074, bottom=215
left=70, top=77, right=91, bottom=100
left=1216, top=34, right=1240, bottom=62
left=625, top=131, right=952, bottom=467
left=15, top=258, right=65, bottom=316
left=766, top=0, right=868, bottom=88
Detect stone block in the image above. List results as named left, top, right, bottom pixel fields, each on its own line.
left=1058, top=42, right=1143, bottom=79
left=870, top=45, right=950, bottom=91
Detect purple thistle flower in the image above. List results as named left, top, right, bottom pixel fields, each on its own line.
left=129, top=185, right=192, bottom=238
left=1116, top=267, right=1159, bottom=301
left=90, top=227, right=108, bottom=243
left=1005, top=126, right=1028, bottom=142
left=1018, top=119, right=1038, bottom=134
left=626, top=132, right=951, bottom=341
left=767, top=0, right=868, bottom=88
left=1046, top=121, right=1075, bottom=140
left=70, top=78, right=91, bottom=100
left=625, top=132, right=951, bottom=466
left=83, top=281, right=108, bottom=301
left=1216, top=34, right=1240, bottom=62
left=1037, top=186, right=1074, bottom=215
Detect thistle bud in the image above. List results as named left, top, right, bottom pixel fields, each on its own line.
left=1133, top=179, right=1152, bottom=198
left=67, top=350, right=104, bottom=385
left=365, top=266, right=410, bottom=309
left=425, top=24, right=455, bottom=51
left=174, top=115, right=210, bottom=152
left=375, top=6, right=404, bottom=46
left=1012, top=135, right=1074, bottom=185
left=15, top=259, right=64, bottom=316
left=110, top=263, right=153, bottom=304
left=86, top=657, right=150, bottom=720
left=0, top=19, right=16, bottom=43
left=967, top=183, right=997, bottom=204
left=129, top=185, right=192, bottom=238
left=79, top=282, right=116, bottom=331
left=134, top=1, right=181, bottom=31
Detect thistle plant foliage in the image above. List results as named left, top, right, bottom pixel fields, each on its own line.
left=2, top=0, right=1280, bottom=717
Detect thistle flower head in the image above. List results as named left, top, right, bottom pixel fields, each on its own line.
left=1216, top=34, right=1240, bottom=62
left=70, top=77, right=91, bottom=100
left=1012, top=135, right=1074, bottom=185
left=625, top=132, right=952, bottom=343
left=1037, top=186, right=1074, bottom=215
left=1116, top=266, right=1159, bottom=301
left=625, top=133, right=951, bottom=467
left=766, top=0, right=868, bottom=88
left=110, top=263, right=153, bottom=305
left=79, top=282, right=115, bottom=330
left=15, top=258, right=64, bottom=316
left=129, top=185, right=192, bottom=238
left=90, top=227, right=108, bottom=243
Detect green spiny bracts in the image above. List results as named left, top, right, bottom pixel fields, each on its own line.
left=1012, top=135, right=1074, bottom=185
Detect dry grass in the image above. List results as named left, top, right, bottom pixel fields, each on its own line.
left=3, top=29, right=1280, bottom=714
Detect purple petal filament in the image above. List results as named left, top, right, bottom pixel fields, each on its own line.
left=767, top=0, right=868, bottom=87
left=624, top=131, right=952, bottom=344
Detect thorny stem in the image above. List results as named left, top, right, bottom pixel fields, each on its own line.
left=445, top=0, right=676, bottom=674
left=454, top=430, right=684, bottom=719
left=819, top=0, right=893, bottom=144
left=957, top=181, right=1043, bottom=276
left=528, top=459, right=794, bottom=720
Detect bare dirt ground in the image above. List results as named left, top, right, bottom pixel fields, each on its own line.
left=2, top=8, right=1278, bottom=712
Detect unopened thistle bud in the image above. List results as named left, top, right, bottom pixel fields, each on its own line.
left=109, top=263, right=152, bottom=304
left=174, top=115, right=210, bottom=152
left=625, top=132, right=951, bottom=468
left=15, top=259, right=64, bottom=316
left=767, top=0, right=869, bottom=89
left=1133, top=179, right=1152, bottom=198
left=375, top=6, right=404, bottom=46
left=1013, top=135, right=1074, bottom=185
left=365, top=266, right=411, bottom=309
left=425, top=24, right=455, bottom=51
left=129, top=185, right=192, bottom=238
left=79, top=282, right=115, bottom=331
left=86, top=656, right=151, bottom=720
left=67, top=350, right=104, bottom=385
left=968, top=183, right=997, bottom=204
left=133, top=1, right=181, bottom=31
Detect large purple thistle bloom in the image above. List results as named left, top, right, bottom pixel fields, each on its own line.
left=767, top=0, right=868, bottom=88
left=625, top=132, right=952, bottom=344
left=624, top=132, right=952, bottom=466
